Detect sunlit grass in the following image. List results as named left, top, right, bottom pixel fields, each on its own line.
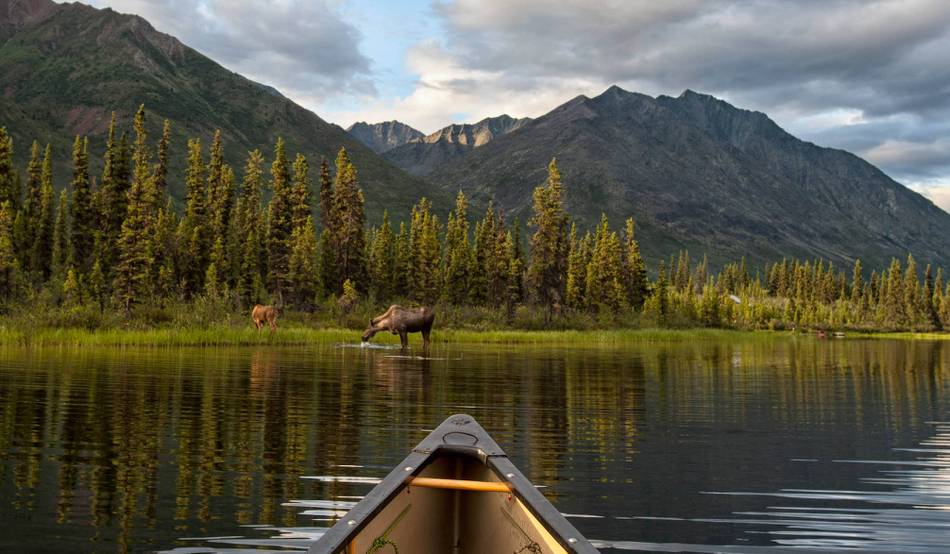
left=3, top=326, right=367, bottom=347
left=437, top=327, right=767, bottom=344
left=2, top=325, right=774, bottom=347
left=857, top=332, right=950, bottom=341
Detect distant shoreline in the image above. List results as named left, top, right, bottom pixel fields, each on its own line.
left=2, top=326, right=946, bottom=348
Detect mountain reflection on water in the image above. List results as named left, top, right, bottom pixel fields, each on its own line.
left=0, top=338, right=947, bottom=553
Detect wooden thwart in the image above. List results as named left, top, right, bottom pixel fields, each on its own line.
left=309, top=414, right=597, bottom=553
left=407, top=476, right=511, bottom=493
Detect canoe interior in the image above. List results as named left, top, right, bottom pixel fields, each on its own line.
left=339, top=452, right=567, bottom=554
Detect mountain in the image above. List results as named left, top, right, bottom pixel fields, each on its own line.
left=346, top=120, right=424, bottom=153
left=383, top=114, right=531, bottom=176
left=0, top=0, right=447, bottom=220
left=425, top=86, right=950, bottom=268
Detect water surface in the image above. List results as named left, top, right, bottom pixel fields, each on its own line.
left=0, top=338, right=947, bottom=552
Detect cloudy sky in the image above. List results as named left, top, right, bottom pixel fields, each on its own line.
left=88, top=0, right=950, bottom=211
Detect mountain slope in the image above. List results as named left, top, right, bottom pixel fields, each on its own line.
left=383, top=114, right=531, bottom=176
left=0, top=0, right=447, bottom=220
left=346, top=120, right=423, bottom=153
left=426, top=86, right=950, bottom=268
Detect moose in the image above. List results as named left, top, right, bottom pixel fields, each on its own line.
left=362, top=305, right=435, bottom=351
left=251, top=304, right=279, bottom=333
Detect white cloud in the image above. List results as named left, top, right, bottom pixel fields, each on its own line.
left=906, top=180, right=950, bottom=213
left=87, top=0, right=950, bottom=196
left=338, top=0, right=950, bottom=186
left=865, top=138, right=950, bottom=168
left=88, top=0, right=374, bottom=100
left=334, top=41, right=615, bottom=133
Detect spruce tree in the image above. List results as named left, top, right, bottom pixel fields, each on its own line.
left=240, top=227, right=264, bottom=304
left=50, top=190, right=69, bottom=279
left=368, top=211, right=395, bottom=300
left=622, top=217, right=649, bottom=310
left=442, top=191, right=471, bottom=304
left=393, top=222, right=411, bottom=298
left=526, top=158, right=569, bottom=312
left=22, top=141, right=42, bottom=267
left=88, top=258, right=107, bottom=310
left=180, top=139, right=207, bottom=296
left=236, top=150, right=265, bottom=303
left=329, top=147, right=366, bottom=292
left=467, top=228, right=485, bottom=305
left=942, top=282, right=950, bottom=329
left=674, top=250, right=691, bottom=292
left=206, top=130, right=236, bottom=250
left=318, top=158, right=333, bottom=231
left=0, top=128, right=17, bottom=209
left=117, top=131, right=132, bottom=197
left=266, top=137, right=294, bottom=299
left=903, top=254, right=920, bottom=324
left=470, top=202, right=498, bottom=305
left=694, top=254, right=709, bottom=294
left=154, top=119, right=171, bottom=197
left=700, top=283, right=721, bottom=326
left=287, top=216, right=319, bottom=308
left=584, top=215, right=626, bottom=311
left=883, top=258, right=904, bottom=326
left=97, top=113, right=128, bottom=277
left=290, top=153, right=312, bottom=233
left=409, top=198, right=441, bottom=303
left=850, top=259, right=863, bottom=304
left=204, top=257, right=221, bottom=299
left=487, top=212, right=510, bottom=302
left=152, top=119, right=174, bottom=291
left=0, top=201, right=19, bottom=298
left=510, top=217, right=525, bottom=302
left=113, top=105, right=156, bottom=312
left=934, top=268, right=944, bottom=322
left=923, top=264, right=940, bottom=329
left=316, top=159, right=336, bottom=292
left=653, top=260, right=669, bottom=318
left=62, top=267, right=81, bottom=307
left=12, top=209, right=26, bottom=273
left=502, top=230, right=523, bottom=314
left=31, top=145, right=55, bottom=279
left=154, top=199, right=179, bottom=300
left=68, top=135, right=94, bottom=275
left=565, top=224, right=585, bottom=309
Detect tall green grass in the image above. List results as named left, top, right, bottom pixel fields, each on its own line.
left=2, top=325, right=771, bottom=347
left=436, top=327, right=768, bottom=345
left=4, top=326, right=362, bottom=347
left=855, top=332, right=950, bottom=341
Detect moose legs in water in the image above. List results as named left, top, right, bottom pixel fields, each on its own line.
left=363, top=305, right=435, bottom=353
left=421, top=327, right=431, bottom=352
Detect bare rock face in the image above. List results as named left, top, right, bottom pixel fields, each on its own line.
left=346, top=120, right=424, bottom=153
left=424, top=86, right=950, bottom=269
left=383, top=115, right=532, bottom=176
left=421, top=114, right=531, bottom=147
left=0, top=0, right=58, bottom=39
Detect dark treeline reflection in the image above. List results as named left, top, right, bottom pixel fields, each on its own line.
left=0, top=339, right=947, bottom=552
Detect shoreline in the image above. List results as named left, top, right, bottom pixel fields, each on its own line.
left=2, top=326, right=947, bottom=348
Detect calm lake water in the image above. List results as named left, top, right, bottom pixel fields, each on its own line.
left=1, top=337, right=948, bottom=553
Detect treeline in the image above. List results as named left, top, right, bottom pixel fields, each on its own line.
left=0, top=107, right=948, bottom=332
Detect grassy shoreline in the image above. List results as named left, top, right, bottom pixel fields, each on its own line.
left=3, top=326, right=946, bottom=348
left=855, top=331, right=950, bottom=341
left=3, top=326, right=776, bottom=347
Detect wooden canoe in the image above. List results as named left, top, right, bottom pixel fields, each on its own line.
left=309, top=414, right=598, bottom=553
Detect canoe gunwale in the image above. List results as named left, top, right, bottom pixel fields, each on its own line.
left=308, top=414, right=598, bottom=553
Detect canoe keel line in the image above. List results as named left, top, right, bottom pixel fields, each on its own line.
left=310, top=414, right=598, bottom=553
